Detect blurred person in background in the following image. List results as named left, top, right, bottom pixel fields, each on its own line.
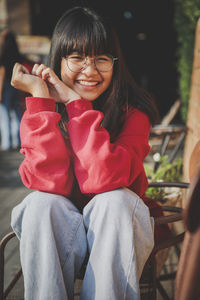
left=0, top=29, right=32, bottom=151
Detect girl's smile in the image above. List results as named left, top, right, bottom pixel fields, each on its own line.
left=61, top=57, right=113, bottom=101
left=76, top=80, right=100, bottom=87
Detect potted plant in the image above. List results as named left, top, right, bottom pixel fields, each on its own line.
left=145, top=155, right=183, bottom=207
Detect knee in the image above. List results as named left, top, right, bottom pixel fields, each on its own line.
left=87, top=188, right=141, bottom=220
left=11, top=192, right=60, bottom=226
left=24, top=191, right=78, bottom=214
left=11, top=191, right=80, bottom=239
left=22, top=191, right=63, bottom=215
left=12, top=191, right=77, bottom=230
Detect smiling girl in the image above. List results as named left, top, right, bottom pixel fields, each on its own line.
left=10, top=6, right=160, bottom=300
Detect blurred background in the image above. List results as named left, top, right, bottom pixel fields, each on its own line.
left=1, top=2, right=200, bottom=299
left=0, top=0, right=181, bottom=119
left=1, top=0, right=199, bottom=122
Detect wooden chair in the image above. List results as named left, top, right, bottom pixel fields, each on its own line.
left=149, top=98, right=187, bottom=171
left=174, top=170, right=200, bottom=300
left=139, top=181, right=188, bottom=300
left=0, top=231, right=22, bottom=300
left=0, top=181, right=189, bottom=300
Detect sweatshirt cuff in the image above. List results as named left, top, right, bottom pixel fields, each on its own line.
left=26, top=97, right=56, bottom=114
left=66, top=99, right=93, bottom=119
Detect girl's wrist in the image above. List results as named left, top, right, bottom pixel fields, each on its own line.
left=63, top=90, right=82, bottom=105
left=31, top=84, right=50, bottom=98
left=32, top=91, right=50, bottom=98
left=64, top=97, right=81, bottom=106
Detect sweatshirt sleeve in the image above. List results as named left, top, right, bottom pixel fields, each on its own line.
left=66, top=99, right=151, bottom=196
left=19, top=97, right=74, bottom=196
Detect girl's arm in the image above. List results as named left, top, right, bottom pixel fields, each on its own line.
left=66, top=99, right=151, bottom=197
left=11, top=63, right=80, bottom=102
left=11, top=64, right=78, bottom=196
left=11, top=63, right=50, bottom=98
left=19, top=97, right=74, bottom=196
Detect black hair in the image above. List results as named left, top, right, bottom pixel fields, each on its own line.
left=0, top=30, right=24, bottom=80
left=48, top=6, right=159, bottom=141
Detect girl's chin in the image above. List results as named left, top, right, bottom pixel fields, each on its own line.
left=74, top=83, right=103, bottom=101
left=76, top=90, right=99, bottom=101
left=79, top=95, right=98, bottom=102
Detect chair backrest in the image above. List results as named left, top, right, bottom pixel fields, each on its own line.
left=174, top=170, right=200, bottom=300
left=160, top=98, right=181, bottom=126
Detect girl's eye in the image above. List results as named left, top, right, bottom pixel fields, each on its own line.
left=96, top=56, right=110, bottom=63
left=69, top=56, right=85, bottom=62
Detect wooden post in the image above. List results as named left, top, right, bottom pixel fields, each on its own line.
left=183, top=18, right=200, bottom=182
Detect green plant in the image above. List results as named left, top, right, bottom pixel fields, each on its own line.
left=145, top=155, right=183, bottom=202
left=174, top=0, right=200, bottom=121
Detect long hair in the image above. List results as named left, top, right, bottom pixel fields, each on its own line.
left=0, top=30, right=23, bottom=80
left=48, top=6, right=158, bottom=141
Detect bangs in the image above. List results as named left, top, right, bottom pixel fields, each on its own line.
left=49, top=7, right=119, bottom=77
left=60, top=15, right=115, bottom=57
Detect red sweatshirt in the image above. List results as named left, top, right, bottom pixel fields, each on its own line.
left=19, top=97, right=172, bottom=242
left=19, top=97, right=151, bottom=208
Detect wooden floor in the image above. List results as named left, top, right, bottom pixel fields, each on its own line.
left=0, top=149, right=29, bottom=300
left=0, top=149, right=179, bottom=300
left=0, top=150, right=30, bottom=240
left=0, top=149, right=82, bottom=300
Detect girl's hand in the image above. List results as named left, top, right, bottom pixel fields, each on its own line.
left=11, top=63, right=50, bottom=97
left=32, top=64, right=80, bottom=104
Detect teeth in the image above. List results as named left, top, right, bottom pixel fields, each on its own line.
left=78, top=81, right=98, bottom=86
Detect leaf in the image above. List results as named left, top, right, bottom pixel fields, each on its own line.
left=145, top=155, right=183, bottom=202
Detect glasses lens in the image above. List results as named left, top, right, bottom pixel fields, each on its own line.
left=66, top=55, right=115, bottom=72
left=67, top=56, right=85, bottom=72
left=95, top=55, right=113, bottom=72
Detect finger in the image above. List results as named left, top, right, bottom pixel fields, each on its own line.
left=13, top=63, right=30, bottom=75
left=42, top=67, right=57, bottom=82
left=31, top=64, right=40, bottom=75
left=11, top=63, right=24, bottom=85
left=41, top=67, right=51, bottom=80
left=32, top=64, right=47, bottom=78
left=36, top=64, right=48, bottom=77
left=21, top=65, right=30, bottom=74
left=12, top=62, right=22, bottom=75
left=11, top=63, right=37, bottom=94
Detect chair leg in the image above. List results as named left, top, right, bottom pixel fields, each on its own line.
left=152, top=257, right=157, bottom=300
left=0, top=240, right=4, bottom=300
left=0, top=232, right=16, bottom=300
left=169, top=132, right=185, bottom=163
left=157, top=279, right=171, bottom=300
left=140, top=257, right=157, bottom=300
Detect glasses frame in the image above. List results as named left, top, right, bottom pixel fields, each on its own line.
left=65, top=54, right=118, bottom=73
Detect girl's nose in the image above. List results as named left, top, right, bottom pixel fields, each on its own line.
left=81, top=59, right=99, bottom=75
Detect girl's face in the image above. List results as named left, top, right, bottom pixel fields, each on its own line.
left=60, top=54, right=113, bottom=101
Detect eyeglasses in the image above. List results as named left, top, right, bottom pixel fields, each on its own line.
left=65, top=54, right=118, bottom=73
